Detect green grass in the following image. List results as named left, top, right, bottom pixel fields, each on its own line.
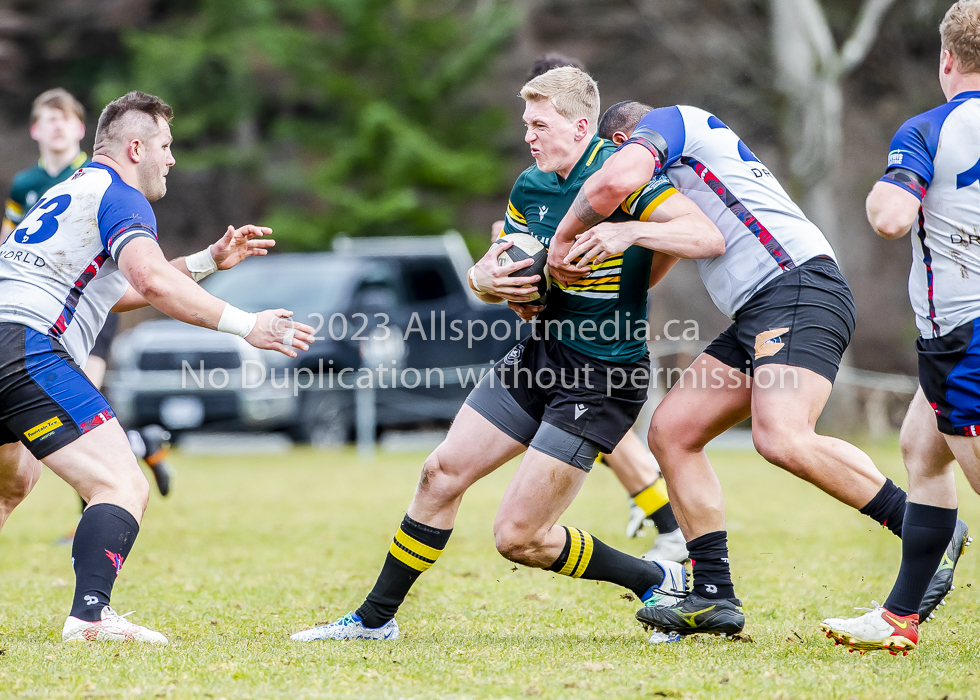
left=1, top=440, right=978, bottom=699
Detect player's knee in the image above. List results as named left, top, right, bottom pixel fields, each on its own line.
left=493, top=522, right=539, bottom=565
left=0, top=469, right=35, bottom=507
left=649, top=411, right=702, bottom=457
left=417, top=452, right=465, bottom=505
left=899, top=426, right=929, bottom=474
left=103, top=458, right=150, bottom=513
left=752, top=425, right=804, bottom=472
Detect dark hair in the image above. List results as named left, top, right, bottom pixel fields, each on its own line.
left=94, top=91, right=173, bottom=152
left=597, top=100, right=653, bottom=141
left=527, top=53, right=586, bottom=82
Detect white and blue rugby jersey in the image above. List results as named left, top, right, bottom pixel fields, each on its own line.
left=0, top=162, right=157, bottom=363
left=623, top=105, right=836, bottom=317
left=881, top=90, right=980, bottom=339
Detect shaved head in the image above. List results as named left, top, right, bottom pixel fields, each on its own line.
left=94, top=91, right=173, bottom=157
left=597, top=101, right=652, bottom=141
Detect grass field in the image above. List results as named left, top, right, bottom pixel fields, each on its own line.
left=1, top=439, right=979, bottom=699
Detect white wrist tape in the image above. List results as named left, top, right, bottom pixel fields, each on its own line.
left=185, top=246, right=218, bottom=282
left=469, top=266, right=485, bottom=294
left=217, top=304, right=257, bottom=337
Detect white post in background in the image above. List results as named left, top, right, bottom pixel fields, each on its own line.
left=356, top=382, right=376, bottom=461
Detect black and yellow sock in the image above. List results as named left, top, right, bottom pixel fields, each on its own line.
left=355, top=515, right=451, bottom=629
left=547, top=526, right=665, bottom=598
left=632, top=479, right=679, bottom=534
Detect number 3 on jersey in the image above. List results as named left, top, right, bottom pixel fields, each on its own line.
left=13, top=194, right=72, bottom=245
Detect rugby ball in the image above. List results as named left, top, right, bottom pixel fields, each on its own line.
left=496, top=233, right=551, bottom=303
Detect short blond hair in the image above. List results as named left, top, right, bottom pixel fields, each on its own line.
left=941, top=0, right=980, bottom=75
left=520, top=67, right=599, bottom=131
left=31, top=88, right=85, bottom=125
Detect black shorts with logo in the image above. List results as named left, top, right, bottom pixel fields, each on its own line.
left=917, top=317, right=980, bottom=436
left=704, top=256, right=855, bottom=384
left=465, top=334, right=649, bottom=455
left=0, top=322, right=115, bottom=459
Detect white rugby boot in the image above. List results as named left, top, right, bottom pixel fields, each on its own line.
left=291, top=612, right=399, bottom=641
left=641, top=529, right=690, bottom=564
left=63, top=606, right=168, bottom=644
left=820, top=603, right=918, bottom=654
left=626, top=498, right=652, bottom=538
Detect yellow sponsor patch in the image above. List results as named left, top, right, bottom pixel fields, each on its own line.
left=754, top=327, right=790, bottom=360
left=25, top=416, right=63, bottom=442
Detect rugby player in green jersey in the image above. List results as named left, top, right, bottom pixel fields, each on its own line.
left=490, top=57, right=688, bottom=564
left=291, top=67, right=723, bottom=643
left=1, top=89, right=89, bottom=243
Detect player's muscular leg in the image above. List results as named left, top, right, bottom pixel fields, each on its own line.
left=407, top=405, right=526, bottom=530
left=648, top=354, right=752, bottom=539
left=900, top=389, right=958, bottom=506
left=943, top=433, right=980, bottom=497
left=602, top=430, right=660, bottom=494
left=0, top=443, right=43, bottom=531
left=750, top=365, right=885, bottom=508
left=493, top=448, right=589, bottom=567
left=41, top=419, right=149, bottom=523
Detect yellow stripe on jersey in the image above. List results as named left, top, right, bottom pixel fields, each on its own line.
left=568, top=276, right=622, bottom=288
left=389, top=527, right=445, bottom=572
left=639, top=187, right=678, bottom=222
left=507, top=201, right=527, bottom=225
left=622, top=184, right=647, bottom=213
left=4, top=199, right=23, bottom=225
left=589, top=254, right=624, bottom=270
left=585, top=139, right=605, bottom=167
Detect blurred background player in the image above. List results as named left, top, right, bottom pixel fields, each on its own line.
left=488, top=55, right=686, bottom=563
left=1, top=89, right=88, bottom=244
left=821, top=0, right=979, bottom=654
left=0, top=89, right=174, bottom=545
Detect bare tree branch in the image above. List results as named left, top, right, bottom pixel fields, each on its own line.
left=839, top=0, right=899, bottom=75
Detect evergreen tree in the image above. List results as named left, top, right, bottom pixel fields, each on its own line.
left=99, top=0, right=517, bottom=248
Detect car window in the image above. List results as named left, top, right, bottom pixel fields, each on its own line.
left=402, top=263, right=455, bottom=303
left=202, top=257, right=355, bottom=321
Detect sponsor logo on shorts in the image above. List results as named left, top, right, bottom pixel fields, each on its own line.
left=24, top=416, right=63, bottom=442
left=503, top=345, right=524, bottom=366
left=754, top=327, right=790, bottom=360
left=574, top=403, right=588, bottom=420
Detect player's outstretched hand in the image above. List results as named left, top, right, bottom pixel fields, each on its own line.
left=565, top=222, right=635, bottom=268
left=247, top=309, right=315, bottom=358
left=508, top=302, right=544, bottom=322
left=212, top=224, right=276, bottom=270
left=471, top=240, right=541, bottom=303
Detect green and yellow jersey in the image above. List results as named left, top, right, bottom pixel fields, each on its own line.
left=501, top=135, right=677, bottom=363
left=3, top=152, right=89, bottom=229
